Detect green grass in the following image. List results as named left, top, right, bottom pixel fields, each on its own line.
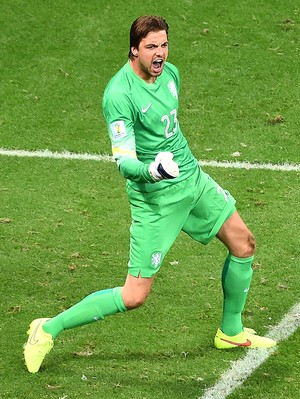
left=1, top=0, right=299, bottom=161
left=1, top=158, right=299, bottom=398
left=0, top=1, right=299, bottom=398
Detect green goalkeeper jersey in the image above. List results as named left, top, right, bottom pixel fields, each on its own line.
left=102, top=61, right=199, bottom=192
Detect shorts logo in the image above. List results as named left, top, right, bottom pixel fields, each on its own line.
left=110, top=120, right=127, bottom=140
left=151, top=252, right=162, bottom=269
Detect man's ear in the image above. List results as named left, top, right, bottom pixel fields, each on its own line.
left=131, top=47, right=138, bottom=58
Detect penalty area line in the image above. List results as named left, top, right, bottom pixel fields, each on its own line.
left=0, top=148, right=300, bottom=172
left=199, top=301, right=300, bottom=399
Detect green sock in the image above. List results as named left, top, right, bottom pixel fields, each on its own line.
left=43, top=287, right=127, bottom=339
left=221, top=253, right=253, bottom=336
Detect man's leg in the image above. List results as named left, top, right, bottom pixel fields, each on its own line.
left=43, top=287, right=126, bottom=339
left=43, top=275, right=154, bottom=338
left=215, top=211, right=276, bottom=348
left=24, top=274, right=154, bottom=373
left=220, top=253, right=253, bottom=335
left=24, top=177, right=190, bottom=373
left=217, top=211, right=255, bottom=335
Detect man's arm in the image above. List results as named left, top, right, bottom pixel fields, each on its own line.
left=103, top=92, right=156, bottom=183
left=117, top=156, right=153, bottom=182
left=103, top=92, right=178, bottom=183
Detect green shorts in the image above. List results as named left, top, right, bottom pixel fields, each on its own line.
left=126, top=166, right=236, bottom=277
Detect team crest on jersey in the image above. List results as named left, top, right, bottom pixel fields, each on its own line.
left=168, top=81, right=178, bottom=99
left=151, top=252, right=162, bottom=269
left=110, top=120, right=127, bottom=140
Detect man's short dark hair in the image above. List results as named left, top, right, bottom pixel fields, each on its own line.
left=128, top=15, right=169, bottom=60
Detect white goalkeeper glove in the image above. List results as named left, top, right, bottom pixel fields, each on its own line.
left=149, top=152, right=179, bottom=181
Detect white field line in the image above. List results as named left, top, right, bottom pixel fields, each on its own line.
left=0, top=148, right=113, bottom=162
left=200, top=301, right=300, bottom=399
left=0, top=148, right=300, bottom=172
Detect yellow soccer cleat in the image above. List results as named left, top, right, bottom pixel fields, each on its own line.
left=214, top=327, right=277, bottom=349
left=24, top=318, right=54, bottom=373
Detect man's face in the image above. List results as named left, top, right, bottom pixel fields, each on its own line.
left=131, top=30, right=169, bottom=83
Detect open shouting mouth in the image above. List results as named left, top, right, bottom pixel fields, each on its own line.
left=152, top=58, right=164, bottom=74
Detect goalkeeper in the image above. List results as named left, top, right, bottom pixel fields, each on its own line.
left=24, top=15, right=276, bottom=373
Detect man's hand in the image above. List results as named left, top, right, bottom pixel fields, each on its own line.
left=149, top=152, right=179, bottom=181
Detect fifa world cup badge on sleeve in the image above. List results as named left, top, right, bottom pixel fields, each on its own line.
left=110, top=121, right=127, bottom=140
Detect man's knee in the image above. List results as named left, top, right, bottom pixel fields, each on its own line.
left=249, top=233, right=256, bottom=253
left=122, top=290, right=149, bottom=309
left=121, top=274, right=154, bottom=310
left=217, top=211, right=257, bottom=258
left=241, top=232, right=256, bottom=258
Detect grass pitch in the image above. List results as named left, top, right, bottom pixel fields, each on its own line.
left=0, top=1, right=299, bottom=398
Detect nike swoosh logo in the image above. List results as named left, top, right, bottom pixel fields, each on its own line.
left=142, top=103, right=152, bottom=113
left=29, top=319, right=44, bottom=345
left=221, top=338, right=252, bottom=347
